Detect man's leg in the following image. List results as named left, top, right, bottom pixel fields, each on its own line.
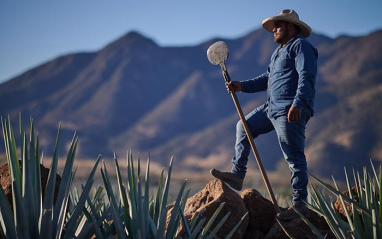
left=270, top=110, right=310, bottom=205
left=211, top=103, right=274, bottom=190
left=231, top=103, right=274, bottom=178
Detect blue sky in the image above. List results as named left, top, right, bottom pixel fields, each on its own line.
left=1, top=0, right=381, bottom=84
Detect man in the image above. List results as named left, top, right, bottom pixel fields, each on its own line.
left=210, top=9, right=318, bottom=218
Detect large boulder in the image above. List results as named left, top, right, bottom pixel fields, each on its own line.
left=175, top=179, right=249, bottom=238
left=166, top=179, right=335, bottom=238
left=241, top=188, right=276, bottom=235
left=0, top=161, right=61, bottom=210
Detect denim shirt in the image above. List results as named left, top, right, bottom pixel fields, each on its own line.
left=241, top=34, right=318, bottom=118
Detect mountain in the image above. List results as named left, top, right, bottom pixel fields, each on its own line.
left=1, top=29, right=381, bottom=179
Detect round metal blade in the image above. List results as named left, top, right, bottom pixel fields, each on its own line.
left=207, top=41, right=229, bottom=65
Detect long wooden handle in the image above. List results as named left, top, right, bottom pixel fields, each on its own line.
left=221, top=66, right=280, bottom=213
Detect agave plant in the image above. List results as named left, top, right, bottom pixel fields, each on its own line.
left=100, top=151, right=248, bottom=238
left=0, top=116, right=101, bottom=239
left=291, top=160, right=382, bottom=239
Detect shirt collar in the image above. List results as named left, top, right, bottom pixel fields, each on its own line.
left=280, top=34, right=302, bottom=49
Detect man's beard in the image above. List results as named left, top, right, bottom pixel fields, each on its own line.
left=274, top=29, right=289, bottom=44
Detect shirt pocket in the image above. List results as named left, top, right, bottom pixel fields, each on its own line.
left=273, top=52, right=294, bottom=74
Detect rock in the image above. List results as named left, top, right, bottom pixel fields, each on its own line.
left=334, top=186, right=359, bottom=221
left=166, top=180, right=335, bottom=238
left=241, top=188, right=276, bottom=235
left=265, top=205, right=333, bottom=239
left=0, top=161, right=61, bottom=211
left=172, top=179, right=249, bottom=239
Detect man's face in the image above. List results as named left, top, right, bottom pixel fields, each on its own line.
left=273, top=21, right=290, bottom=45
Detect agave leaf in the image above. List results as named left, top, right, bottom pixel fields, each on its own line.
left=74, top=188, right=103, bottom=239
left=87, top=187, right=106, bottom=224
left=166, top=179, right=187, bottom=239
left=101, top=163, right=127, bottom=239
left=137, top=152, right=141, bottom=176
left=35, top=133, right=42, bottom=221
left=370, top=189, right=381, bottom=239
left=352, top=205, right=365, bottom=238
left=77, top=203, right=104, bottom=239
left=114, top=153, right=131, bottom=232
left=309, top=173, right=369, bottom=215
left=74, top=192, right=90, bottom=237
left=190, top=218, right=206, bottom=239
left=12, top=179, right=30, bottom=239
left=364, top=168, right=371, bottom=210
left=126, top=154, right=138, bottom=238
left=339, top=195, right=355, bottom=233
left=19, top=115, right=24, bottom=161
left=52, top=134, right=78, bottom=234
left=173, top=189, right=191, bottom=238
left=370, top=159, right=380, bottom=189
left=1, top=117, right=9, bottom=161
left=21, top=132, right=37, bottom=238
left=56, top=169, right=77, bottom=239
left=137, top=175, right=146, bottom=239
left=153, top=168, right=164, bottom=225
left=344, top=167, right=354, bottom=201
left=161, top=157, right=174, bottom=220
left=148, top=215, right=157, bottom=237
left=7, top=116, right=22, bottom=187
left=128, top=150, right=137, bottom=201
left=200, top=202, right=225, bottom=237
left=175, top=188, right=192, bottom=238
left=206, top=211, right=231, bottom=239
left=292, top=207, right=326, bottom=239
left=40, top=123, right=61, bottom=239
left=63, top=155, right=101, bottom=239
left=362, top=209, right=373, bottom=239
left=0, top=183, right=16, bottom=239
left=309, top=185, right=344, bottom=238
left=144, top=156, right=150, bottom=234
left=178, top=206, right=192, bottom=238
left=28, top=119, right=40, bottom=237
left=276, top=219, right=297, bottom=239
left=189, top=211, right=200, bottom=232
left=63, top=180, right=94, bottom=239
left=155, top=205, right=168, bottom=239
left=354, top=171, right=364, bottom=206
left=224, top=212, right=248, bottom=239
left=2, top=117, right=30, bottom=239
left=332, top=175, right=340, bottom=192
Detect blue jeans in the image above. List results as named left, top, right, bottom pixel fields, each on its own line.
left=231, top=103, right=310, bottom=204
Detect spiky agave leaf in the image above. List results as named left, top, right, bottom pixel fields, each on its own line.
left=0, top=182, right=16, bottom=239
left=63, top=155, right=101, bottom=239
left=224, top=211, right=248, bottom=239
left=101, top=161, right=128, bottom=239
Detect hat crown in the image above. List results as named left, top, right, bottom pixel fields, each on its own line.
left=279, top=9, right=299, bottom=20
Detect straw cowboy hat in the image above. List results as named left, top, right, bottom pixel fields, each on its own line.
left=262, top=9, right=312, bottom=38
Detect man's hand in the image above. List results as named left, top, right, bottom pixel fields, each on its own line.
left=288, top=106, right=302, bottom=123
left=226, top=81, right=242, bottom=93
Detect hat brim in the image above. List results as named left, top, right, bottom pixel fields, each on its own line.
left=262, top=16, right=311, bottom=38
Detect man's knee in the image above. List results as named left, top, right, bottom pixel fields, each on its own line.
left=236, top=120, right=244, bottom=133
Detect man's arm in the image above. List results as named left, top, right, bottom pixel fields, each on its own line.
left=240, top=72, right=269, bottom=93
left=292, top=40, right=317, bottom=109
